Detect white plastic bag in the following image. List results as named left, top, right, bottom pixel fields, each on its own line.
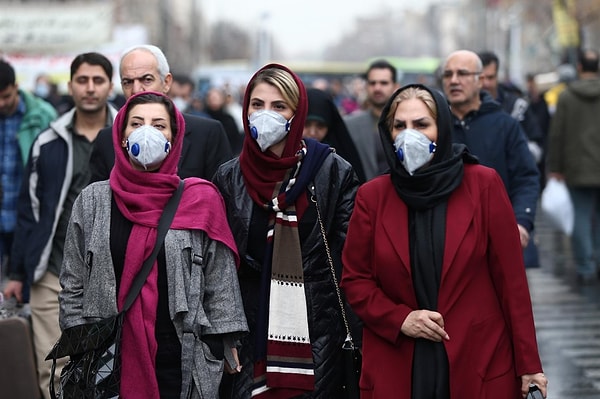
left=541, top=177, right=574, bottom=235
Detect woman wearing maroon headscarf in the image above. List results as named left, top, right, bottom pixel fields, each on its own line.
left=59, top=91, right=248, bottom=399
left=213, top=64, right=360, bottom=398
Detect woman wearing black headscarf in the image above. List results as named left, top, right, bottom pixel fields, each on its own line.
left=341, top=84, right=548, bottom=398
left=303, top=88, right=366, bottom=183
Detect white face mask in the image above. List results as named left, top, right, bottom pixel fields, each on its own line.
left=34, top=83, right=50, bottom=99
left=393, top=128, right=436, bottom=175
left=172, top=97, right=189, bottom=112
left=248, top=110, right=292, bottom=152
left=126, top=125, right=171, bottom=171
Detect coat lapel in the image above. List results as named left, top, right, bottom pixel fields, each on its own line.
left=380, top=190, right=412, bottom=274
left=443, top=181, right=475, bottom=276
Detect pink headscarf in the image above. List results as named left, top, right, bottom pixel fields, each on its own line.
left=109, top=91, right=238, bottom=398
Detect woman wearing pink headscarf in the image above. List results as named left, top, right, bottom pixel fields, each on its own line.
left=59, top=91, right=248, bottom=398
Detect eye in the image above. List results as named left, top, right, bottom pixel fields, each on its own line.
left=393, top=122, right=405, bottom=130
left=153, top=123, right=167, bottom=130
left=121, top=79, right=132, bottom=87
left=142, top=76, right=154, bottom=86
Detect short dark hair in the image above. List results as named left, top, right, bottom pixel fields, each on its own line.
left=172, top=73, right=195, bottom=89
left=478, top=51, right=500, bottom=69
left=365, top=59, right=397, bottom=83
left=578, top=48, right=599, bottom=73
left=70, top=52, right=113, bottom=81
left=0, top=59, right=16, bottom=91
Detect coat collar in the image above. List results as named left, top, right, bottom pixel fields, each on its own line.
left=380, top=179, right=475, bottom=278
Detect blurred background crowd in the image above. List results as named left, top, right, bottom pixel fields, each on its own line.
left=1, top=0, right=599, bottom=120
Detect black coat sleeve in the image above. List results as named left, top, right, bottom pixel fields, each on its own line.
left=89, top=126, right=115, bottom=183
left=179, top=115, right=233, bottom=180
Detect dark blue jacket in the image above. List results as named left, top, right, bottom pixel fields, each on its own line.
left=450, top=92, right=540, bottom=231
left=9, top=106, right=118, bottom=302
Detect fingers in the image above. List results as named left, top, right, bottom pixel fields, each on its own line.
left=517, top=224, right=530, bottom=248
left=3, top=281, right=23, bottom=303
left=401, top=310, right=450, bottom=341
left=520, top=373, right=548, bottom=398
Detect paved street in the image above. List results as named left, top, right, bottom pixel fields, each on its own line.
left=528, top=211, right=600, bottom=398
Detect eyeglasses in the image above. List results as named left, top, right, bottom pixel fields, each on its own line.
left=441, top=70, right=482, bottom=80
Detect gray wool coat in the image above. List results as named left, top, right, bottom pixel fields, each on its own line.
left=58, top=181, right=248, bottom=399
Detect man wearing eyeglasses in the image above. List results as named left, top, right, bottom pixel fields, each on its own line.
left=441, top=49, right=540, bottom=257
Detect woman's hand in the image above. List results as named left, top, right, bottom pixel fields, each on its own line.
left=401, top=309, right=450, bottom=342
left=224, top=347, right=242, bottom=374
left=520, top=373, right=548, bottom=398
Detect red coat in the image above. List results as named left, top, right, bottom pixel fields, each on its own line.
left=341, top=164, right=543, bottom=399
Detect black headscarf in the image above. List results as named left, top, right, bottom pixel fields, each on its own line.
left=306, top=88, right=367, bottom=183
left=378, top=84, right=478, bottom=399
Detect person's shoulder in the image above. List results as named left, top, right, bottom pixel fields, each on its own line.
left=95, top=125, right=113, bottom=144
left=214, top=157, right=240, bottom=178
left=182, top=113, right=223, bottom=129
left=314, top=151, right=356, bottom=180
left=357, top=174, right=391, bottom=195
left=21, top=90, right=57, bottom=119
left=183, top=177, right=224, bottom=201
left=463, top=163, right=501, bottom=188
left=78, top=180, right=111, bottom=201
left=343, top=109, right=369, bottom=123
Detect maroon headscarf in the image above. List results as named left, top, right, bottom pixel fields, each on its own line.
left=109, top=91, right=238, bottom=398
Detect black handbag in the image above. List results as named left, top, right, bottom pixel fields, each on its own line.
left=46, top=180, right=184, bottom=399
left=312, top=190, right=361, bottom=399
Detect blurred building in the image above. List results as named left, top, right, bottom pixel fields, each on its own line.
left=1, top=0, right=208, bottom=76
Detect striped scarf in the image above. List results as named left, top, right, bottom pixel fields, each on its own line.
left=251, top=145, right=315, bottom=398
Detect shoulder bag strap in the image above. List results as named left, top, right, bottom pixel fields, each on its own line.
left=309, top=184, right=355, bottom=349
left=122, top=179, right=185, bottom=312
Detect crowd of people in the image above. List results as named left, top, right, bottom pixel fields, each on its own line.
left=3, top=42, right=598, bottom=399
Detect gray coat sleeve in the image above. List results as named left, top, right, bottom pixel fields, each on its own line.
left=59, top=182, right=117, bottom=330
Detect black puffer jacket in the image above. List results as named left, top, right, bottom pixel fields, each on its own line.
left=213, top=152, right=359, bottom=398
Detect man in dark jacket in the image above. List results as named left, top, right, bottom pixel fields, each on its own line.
left=478, top=51, right=545, bottom=163
left=478, top=51, right=544, bottom=268
left=547, top=48, right=600, bottom=283
left=89, top=44, right=232, bottom=182
left=441, top=50, right=540, bottom=252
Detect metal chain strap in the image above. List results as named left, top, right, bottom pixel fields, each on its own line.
left=310, top=192, right=353, bottom=344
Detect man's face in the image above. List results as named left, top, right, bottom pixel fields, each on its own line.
left=0, top=84, right=20, bottom=117
left=119, top=50, right=171, bottom=99
left=480, top=62, right=499, bottom=99
left=68, top=63, right=113, bottom=114
left=169, top=81, right=193, bottom=102
left=366, top=68, right=397, bottom=110
left=442, top=53, right=482, bottom=110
